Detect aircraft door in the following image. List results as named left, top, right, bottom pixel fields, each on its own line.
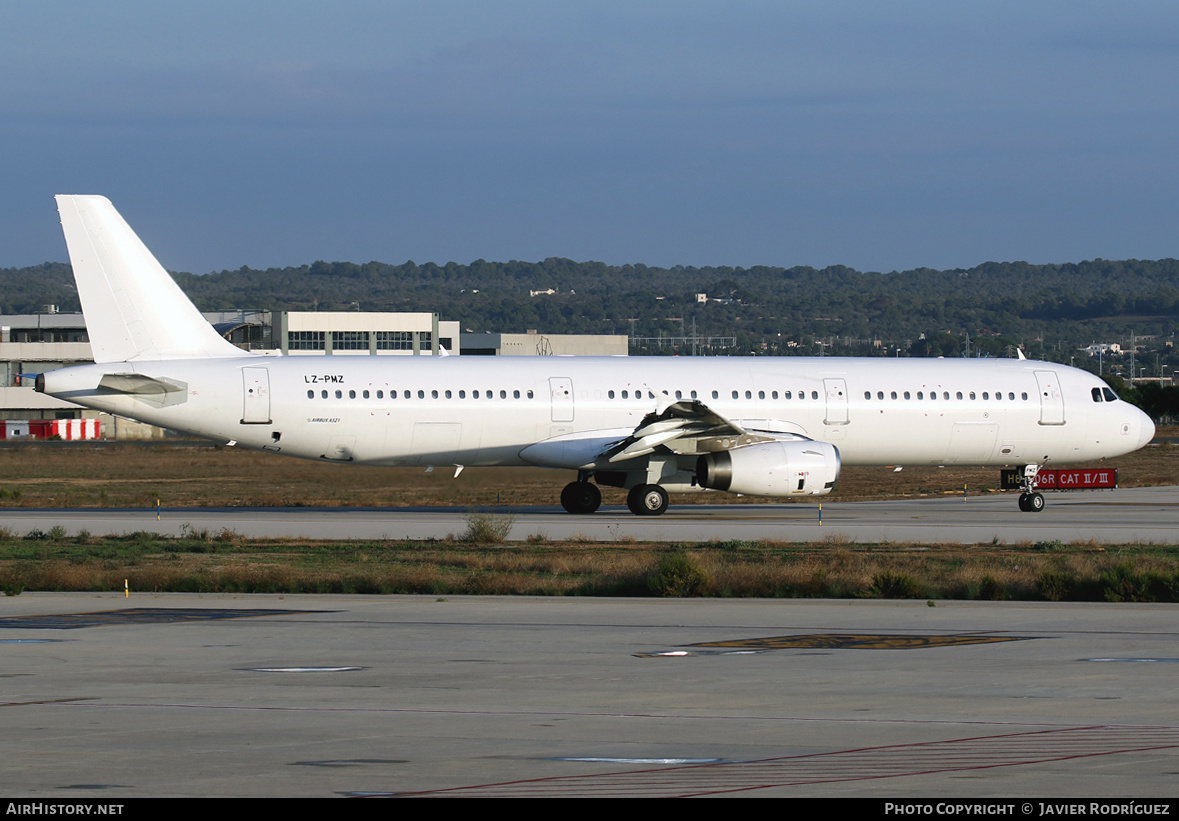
left=1034, top=370, right=1065, bottom=425
left=550, top=377, right=574, bottom=422
left=823, top=378, right=849, bottom=425
left=241, top=367, right=271, bottom=424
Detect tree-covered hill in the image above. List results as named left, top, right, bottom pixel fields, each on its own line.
left=3, top=256, right=1177, bottom=359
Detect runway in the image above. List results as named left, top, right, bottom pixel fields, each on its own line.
left=3, top=593, right=1179, bottom=797
left=2, top=485, right=1178, bottom=543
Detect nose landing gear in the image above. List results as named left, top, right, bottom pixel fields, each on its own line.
left=1016, top=463, right=1046, bottom=513
left=1018, top=491, right=1045, bottom=512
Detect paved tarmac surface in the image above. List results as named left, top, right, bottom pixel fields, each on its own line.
left=2, top=593, right=1179, bottom=797
left=2, top=485, right=1177, bottom=543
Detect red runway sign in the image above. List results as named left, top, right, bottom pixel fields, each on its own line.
left=1000, top=468, right=1118, bottom=490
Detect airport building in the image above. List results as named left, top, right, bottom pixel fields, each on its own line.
left=0, top=311, right=102, bottom=433
left=277, top=311, right=460, bottom=356
left=461, top=332, right=628, bottom=356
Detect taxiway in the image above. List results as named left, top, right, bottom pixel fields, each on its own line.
left=1, top=485, right=1176, bottom=543
left=2, top=593, right=1178, bottom=797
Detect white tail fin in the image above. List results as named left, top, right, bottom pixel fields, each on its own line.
left=55, top=195, right=252, bottom=363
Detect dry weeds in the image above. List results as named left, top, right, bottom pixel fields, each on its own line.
left=9, top=534, right=1176, bottom=600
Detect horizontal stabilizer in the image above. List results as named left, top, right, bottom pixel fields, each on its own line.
left=98, top=373, right=188, bottom=408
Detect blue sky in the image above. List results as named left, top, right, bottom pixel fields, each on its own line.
left=3, top=1, right=1179, bottom=274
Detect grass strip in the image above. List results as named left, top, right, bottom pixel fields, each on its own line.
left=4, top=530, right=1179, bottom=602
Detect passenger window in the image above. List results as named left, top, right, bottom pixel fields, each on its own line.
left=904, top=391, right=910, bottom=400
left=321, top=390, right=328, bottom=399
left=918, top=392, right=924, bottom=400
left=349, top=390, right=356, bottom=399
left=732, top=391, right=739, bottom=399
left=890, top=391, right=897, bottom=400
left=691, top=390, right=698, bottom=399
left=711, top=390, right=719, bottom=399
left=377, top=390, right=384, bottom=399
left=1021, top=392, right=1028, bottom=400
left=307, top=390, right=314, bottom=399
left=784, top=391, right=792, bottom=399
left=811, top=391, right=818, bottom=399
left=864, top=391, right=871, bottom=400
left=514, top=390, right=521, bottom=399
left=417, top=390, right=424, bottom=399
left=500, top=390, right=507, bottom=399
left=335, top=390, right=342, bottom=399
left=444, top=390, right=452, bottom=399
left=622, top=390, right=628, bottom=399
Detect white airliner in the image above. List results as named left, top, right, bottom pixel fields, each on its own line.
left=36, top=195, right=1154, bottom=515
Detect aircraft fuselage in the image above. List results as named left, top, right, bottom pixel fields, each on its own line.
left=43, top=353, right=1152, bottom=471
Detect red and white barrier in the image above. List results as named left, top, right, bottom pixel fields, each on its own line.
left=0, top=419, right=101, bottom=440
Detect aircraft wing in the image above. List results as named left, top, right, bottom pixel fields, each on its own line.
left=518, top=399, right=796, bottom=470
left=599, top=400, right=780, bottom=463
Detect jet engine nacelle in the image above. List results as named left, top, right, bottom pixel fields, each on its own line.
left=696, top=440, right=841, bottom=497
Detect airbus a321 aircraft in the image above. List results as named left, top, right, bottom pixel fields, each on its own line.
left=37, top=196, right=1155, bottom=516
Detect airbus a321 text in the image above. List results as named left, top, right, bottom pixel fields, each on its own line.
left=37, top=196, right=1155, bottom=516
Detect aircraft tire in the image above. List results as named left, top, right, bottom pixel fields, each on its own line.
left=627, top=483, right=669, bottom=516
left=1018, top=493, right=1030, bottom=512
left=560, top=481, right=602, bottom=514
left=1028, top=491, right=1045, bottom=512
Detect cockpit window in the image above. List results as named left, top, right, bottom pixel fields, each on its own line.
left=1092, top=387, right=1103, bottom=402
left=1102, top=387, right=1118, bottom=402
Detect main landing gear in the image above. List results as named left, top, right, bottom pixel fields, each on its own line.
left=560, top=480, right=601, bottom=514
left=626, top=484, right=668, bottom=516
left=559, top=475, right=670, bottom=516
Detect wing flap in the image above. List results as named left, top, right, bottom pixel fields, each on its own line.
left=600, top=400, right=787, bottom=463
